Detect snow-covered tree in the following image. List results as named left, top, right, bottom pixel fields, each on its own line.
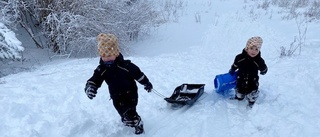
left=40, top=0, right=161, bottom=57
left=0, top=0, right=171, bottom=58
left=0, top=0, right=20, bottom=28
left=0, top=0, right=45, bottom=49
left=0, top=22, right=24, bottom=60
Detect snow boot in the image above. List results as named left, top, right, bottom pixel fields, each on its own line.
left=234, top=95, right=244, bottom=101
left=134, top=120, right=144, bottom=134
left=248, top=101, right=255, bottom=108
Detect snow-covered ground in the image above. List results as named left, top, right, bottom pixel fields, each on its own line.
left=1, top=0, right=320, bottom=137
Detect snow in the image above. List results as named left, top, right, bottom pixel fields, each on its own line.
left=1, top=0, right=320, bottom=137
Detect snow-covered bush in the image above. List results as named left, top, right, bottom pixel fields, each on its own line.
left=0, top=0, right=20, bottom=28
left=41, top=0, right=161, bottom=57
left=253, top=0, right=320, bottom=22
left=0, top=0, right=45, bottom=49
left=1, top=0, right=183, bottom=58
left=248, top=0, right=316, bottom=57
left=305, top=1, right=320, bottom=22
left=0, top=22, right=24, bottom=60
left=280, top=17, right=308, bottom=57
left=156, top=0, right=185, bottom=23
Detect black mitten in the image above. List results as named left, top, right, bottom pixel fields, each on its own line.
left=229, top=69, right=235, bottom=75
left=260, top=68, right=268, bottom=75
left=84, top=83, right=97, bottom=99
left=144, top=82, right=153, bottom=93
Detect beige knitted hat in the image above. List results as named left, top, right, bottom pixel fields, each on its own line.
left=97, top=33, right=120, bottom=57
left=245, top=36, right=263, bottom=50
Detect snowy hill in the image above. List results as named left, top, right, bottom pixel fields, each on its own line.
left=1, top=0, right=320, bottom=137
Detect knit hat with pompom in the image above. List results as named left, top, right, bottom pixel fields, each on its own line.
left=97, top=33, right=120, bottom=57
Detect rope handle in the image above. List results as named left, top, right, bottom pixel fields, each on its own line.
left=151, top=89, right=167, bottom=98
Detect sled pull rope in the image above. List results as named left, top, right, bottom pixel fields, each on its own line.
left=152, top=89, right=167, bottom=98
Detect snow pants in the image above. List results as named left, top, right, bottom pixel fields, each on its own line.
left=236, top=74, right=260, bottom=102
left=112, top=93, right=141, bottom=127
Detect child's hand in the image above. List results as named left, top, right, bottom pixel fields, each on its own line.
left=229, top=69, right=235, bottom=76
left=144, top=82, right=153, bottom=93
left=84, top=84, right=97, bottom=99
left=260, top=68, right=268, bottom=75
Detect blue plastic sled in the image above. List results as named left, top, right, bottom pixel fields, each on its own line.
left=214, top=72, right=237, bottom=96
left=164, top=83, right=205, bottom=105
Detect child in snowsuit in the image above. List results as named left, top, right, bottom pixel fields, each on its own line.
left=84, top=33, right=153, bottom=134
left=229, top=36, right=268, bottom=108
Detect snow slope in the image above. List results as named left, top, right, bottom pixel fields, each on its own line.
left=1, top=0, right=320, bottom=137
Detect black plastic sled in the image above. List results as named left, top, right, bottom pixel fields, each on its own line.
left=164, top=84, right=205, bottom=105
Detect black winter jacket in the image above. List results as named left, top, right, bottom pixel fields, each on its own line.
left=231, top=49, right=268, bottom=80
left=87, top=53, right=150, bottom=100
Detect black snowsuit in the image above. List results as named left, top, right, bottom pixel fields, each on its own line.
left=86, top=53, right=151, bottom=122
left=230, top=49, right=268, bottom=95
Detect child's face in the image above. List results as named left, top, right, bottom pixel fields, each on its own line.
left=101, top=55, right=117, bottom=62
left=246, top=46, right=260, bottom=57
